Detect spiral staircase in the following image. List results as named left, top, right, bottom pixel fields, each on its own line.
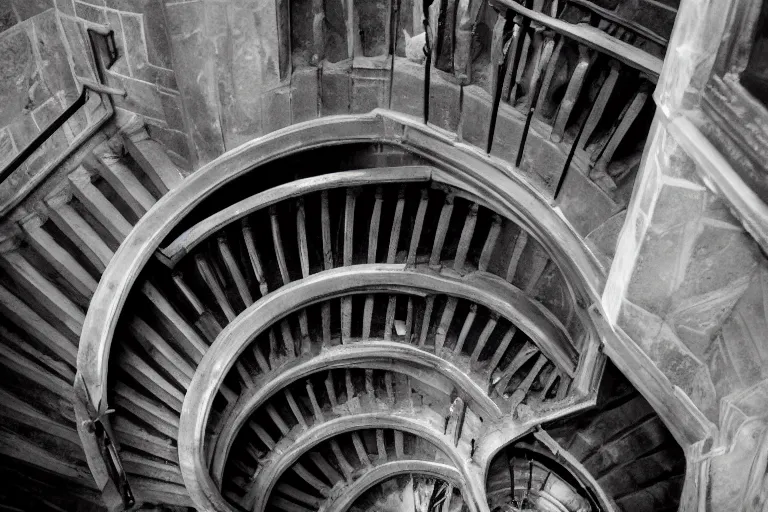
left=0, top=0, right=731, bottom=509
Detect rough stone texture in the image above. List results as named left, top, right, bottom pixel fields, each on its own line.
left=458, top=85, right=490, bottom=148
left=321, top=64, right=351, bottom=116
left=291, top=67, right=319, bottom=123
left=164, top=2, right=222, bottom=165
left=428, top=70, right=461, bottom=133
left=54, top=0, right=191, bottom=165
left=262, top=85, right=292, bottom=133
left=605, top=120, right=767, bottom=425
left=210, top=2, right=267, bottom=150
left=351, top=67, right=389, bottom=114
left=0, top=6, right=93, bottom=204
left=390, top=58, right=424, bottom=120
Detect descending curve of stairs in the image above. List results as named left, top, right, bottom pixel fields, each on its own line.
left=0, top=80, right=682, bottom=512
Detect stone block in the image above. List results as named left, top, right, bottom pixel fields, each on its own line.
left=32, top=94, right=64, bottom=128
left=11, top=0, right=52, bottom=21
left=291, top=68, right=319, bottom=123
left=705, top=269, right=768, bottom=398
left=252, top=0, right=283, bottom=88
left=105, top=0, right=174, bottom=69
left=9, top=111, right=66, bottom=181
left=146, top=122, right=190, bottom=168
left=74, top=1, right=105, bottom=23
left=620, top=300, right=717, bottom=416
left=585, top=210, right=626, bottom=262
left=649, top=179, right=704, bottom=231
left=390, top=58, right=423, bottom=120
left=0, top=1, right=18, bottom=34
left=321, top=66, right=350, bottom=116
left=626, top=221, right=689, bottom=315
left=0, top=155, right=29, bottom=206
left=556, top=164, right=620, bottom=238
left=517, top=126, right=566, bottom=196
left=489, top=103, right=524, bottom=167
left=59, top=17, right=94, bottom=80
left=458, top=85, right=490, bottom=150
left=670, top=274, right=750, bottom=361
left=207, top=2, right=266, bottom=150
left=0, top=127, right=16, bottom=167
left=32, top=10, right=77, bottom=96
left=121, top=12, right=177, bottom=90
left=651, top=324, right=717, bottom=421
left=709, top=420, right=766, bottom=511
left=54, top=0, right=75, bottom=16
left=351, top=76, right=387, bottom=114
left=262, top=86, right=291, bottom=133
left=428, top=71, right=461, bottom=133
left=0, top=27, right=34, bottom=128
left=108, top=73, right=164, bottom=120
left=671, top=220, right=760, bottom=305
left=166, top=1, right=224, bottom=165
left=158, top=90, right=185, bottom=133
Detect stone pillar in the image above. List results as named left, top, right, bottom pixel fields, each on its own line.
left=603, top=0, right=768, bottom=507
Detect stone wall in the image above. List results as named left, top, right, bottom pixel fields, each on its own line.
left=54, top=0, right=190, bottom=166
left=602, top=0, right=768, bottom=506
left=0, top=1, right=94, bottom=205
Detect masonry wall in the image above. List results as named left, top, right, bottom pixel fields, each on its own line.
left=0, top=1, right=92, bottom=205
left=55, top=0, right=190, bottom=166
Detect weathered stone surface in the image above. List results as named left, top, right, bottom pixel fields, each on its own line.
left=11, top=0, right=52, bottom=20
left=489, top=103, right=524, bottom=167
left=0, top=27, right=35, bottom=127
left=108, top=73, right=165, bottom=121
left=32, top=10, right=77, bottom=98
left=0, top=127, right=16, bottom=167
left=517, top=126, right=566, bottom=196
left=58, top=16, right=94, bottom=80
left=292, top=67, right=319, bottom=123
left=106, top=0, right=174, bottom=69
left=166, top=1, right=224, bottom=165
left=458, top=85, right=490, bottom=149
left=0, top=0, right=18, bottom=33
left=557, top=164, right=621, bottom=238
left=585, top=210, right=626, bottom=263
left=158, top=90, right=185, bottom=133
left=54, top=0, right=75, bottom=16
left=709, top=420, right=766, bottom=511
left=146, top=122, right=190, bottom=167
left=706, top=268, right=768, bottom=399
left=320, top=66, right=351, bottom=115
left=350, top=77, right=384, bottom=113
left=428, top=70, right=461, bottom=133
left=262, top=85, right=291, bottom=133
left=390, top=58, right=423, bottom=119
left=74, top=1, right=106, bottom=23
left=208, top=3, right=264, bottom=150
